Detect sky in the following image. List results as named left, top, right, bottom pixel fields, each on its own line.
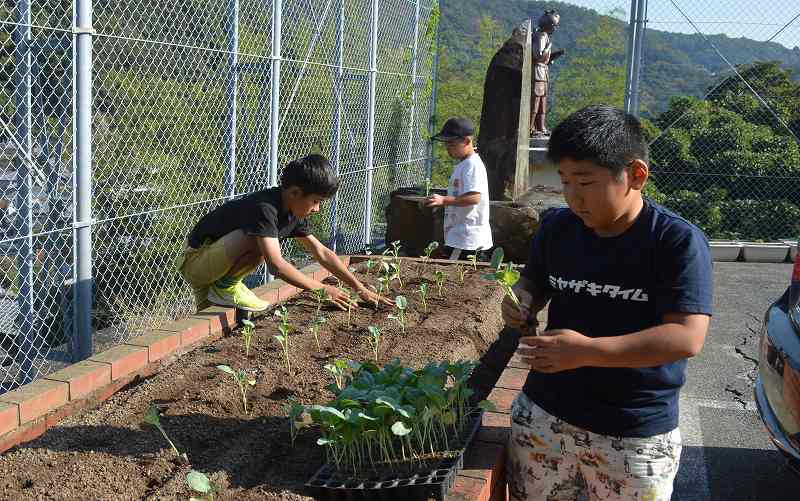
left=559, top=0, right=800, bottom=49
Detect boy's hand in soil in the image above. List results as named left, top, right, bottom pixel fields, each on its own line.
left=324, top=285, right=357, bottom=310
left=518, top=329, right=594, bottom=373
left=357, top=286, right=394, bottom=307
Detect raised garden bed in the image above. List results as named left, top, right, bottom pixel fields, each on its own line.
left=0, top=258, right=513, bottom=500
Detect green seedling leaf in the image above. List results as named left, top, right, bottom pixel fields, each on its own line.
left=395, top=296, right=407, bottom=310
left=391, top=421, right=412, bottom=436
left=424, top=240, right=439, bottom=258
left=143, top=404, right=161, bottom=426
left=241, top=319, right=255, bottom=329
left=477, top=400, right=498, bottom=412
left=490, top=247, right=505, bottom=270
left=317, top=437, right=335, bottom=446
left=186, top=470, right=212, bottom=493
left=216, top=365, right=235, bottom=375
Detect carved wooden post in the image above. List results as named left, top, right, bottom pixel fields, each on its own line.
left=513, top=18, right=532, bottom=200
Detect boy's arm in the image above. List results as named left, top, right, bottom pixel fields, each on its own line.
left=296, top=235, right=393, bottom=306
left=424, top=191, right=481, bottom=208
left=502, top=275, right=549, bottom=331
left=519, top=312, right=710, bottom=372
left=256, top=236, right=352, bottom=310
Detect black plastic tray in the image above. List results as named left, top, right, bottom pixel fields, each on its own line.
left=305, top=410, right=483, bottom=501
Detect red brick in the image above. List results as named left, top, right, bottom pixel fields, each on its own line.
left=496, top=368, right=528, bottom=391
left=0, top=417, right=46, bottom=454
left=478, top=411, right=511, bottom=445
left=251, top=281, right=281, bottom=305
left=0, top=380, right=68, bottom=424
left=448, top=475, right=489, bottom=501
left=45, top=360, right=111, bottom=400
left=192, top=305, right=236, bottom=337
left=89, top=345, right=148, bottom=381
left=0, top=402, right=18, bottom=436
left=460, top=440, right=506, bottom=488
left=125, top=330, right=182, bottom=363
left=303, top=263, right=330, bottom=282
left=160, top=317, right=212, bottom=347
left=506, top=354, right=529, bottom=370
left=487, top=388, right=517, bottom=415
left=278, top=281, right=301, bottom=301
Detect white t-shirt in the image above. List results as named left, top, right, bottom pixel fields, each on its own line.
left=444, top=153, right=493, bottom=251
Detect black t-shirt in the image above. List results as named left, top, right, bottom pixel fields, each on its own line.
left=521, top=200, right=713, bottom=437
left=187, top=187, right=310, bottom=248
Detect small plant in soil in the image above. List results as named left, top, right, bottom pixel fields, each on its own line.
left=367, top=325, right=382, bottom=362
left=388, top=295, right=408, bottom=333
left=274, top=306, right=294, bottom=372
left=421, top=241, right=439, bottom=271
left=324, top=358, right=351, bottom=390
left=186, top=470, right=218, bottom=501
left=369, top=280, right=387, bottom=310
left=417, top=282, right=430, bottom=313
left=389, top=261, right=403, bottom=289
left=143, top=404, right=189, bottom=464
left=298, top=358, right=494, bottom=475
left=309, top=316, right=326, bottom=352
left=434, top=270, right=446, bottom=297
left=339, top=286, right=358, bottom=324
left=240, top=319, right=255, bottom=357
left=311, top=288, right=330, bottom=315
left=467, top=251, right=478, bottom=270
left=456, top=263, right=467, bottom=283
left=217, top=365, right=256, bottom=414
left=288, top=399, right=313, bottom=445
left=482, top=247, right=521, bottom=306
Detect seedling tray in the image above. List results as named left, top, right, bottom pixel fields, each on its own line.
left=305, top=410, right=483, bottom=501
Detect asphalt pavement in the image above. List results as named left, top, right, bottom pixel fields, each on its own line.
left=674, top=261, right=800, bottom=500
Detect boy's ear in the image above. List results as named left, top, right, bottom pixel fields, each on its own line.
left=628, top=159, right=649, bottom=190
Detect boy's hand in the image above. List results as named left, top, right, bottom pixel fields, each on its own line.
left=324, top=285, right=357, bottom=311
left=357, top=287, right=394, bottom=307
left=502, top=287, right=534, bottom=328
left=518, top=329, right=595, bottom=373
left=424, top=194, right=447, bottom=207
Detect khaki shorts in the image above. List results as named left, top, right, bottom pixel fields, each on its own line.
left=176, top=238, right=233, bottom=311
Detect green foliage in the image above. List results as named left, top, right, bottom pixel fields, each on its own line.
left=186, top=470, right=217, bottom=501
left=217, top=365, right=257, bottom=414
left=143, top=404, right=189, bottom=463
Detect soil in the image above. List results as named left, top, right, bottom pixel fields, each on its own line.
left=0, top=261, right=520, bottom=501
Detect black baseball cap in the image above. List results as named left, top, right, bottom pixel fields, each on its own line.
left=431, top=117, right=475, bottom=142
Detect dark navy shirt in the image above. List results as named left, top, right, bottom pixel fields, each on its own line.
left=521, top=200, right=713, bottom=437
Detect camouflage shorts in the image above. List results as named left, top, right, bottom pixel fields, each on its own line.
left=508, top=392, right=682, bottom=501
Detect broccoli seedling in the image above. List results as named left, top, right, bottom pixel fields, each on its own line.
left=456, top=263, right=467, bottom=283
left=339, top=286, right=358, bottom=324
left=434, top=270, right=445, bottom=297
left=241, top=319, right=255, bottom=357
left=274, top=325, right=292, bottom=374
left=424, top=178, right=433, bottom=197
left=421, top=241, right=439, bottom=271
left=369, top=281, right=386, bottom=310
left=324, top=359, right=349, bottom=390
left=389, top=261, right=403, bottom=289
left=417, top=282, right=429, bottom=313
left=311, top=288, right=330, bottom=315
left=388, top=295, right=408, bottom=333
left=367, top=325, right=382, bottom=362
left=309, top=316, right=326, bottom=352
left=467, top=251, right=479, bottom=270
left=217, top=365, right=256, bottom=414
left=482, top=248, right=521, bottom=306
left=143, top=404, right=189, bottom=464
left=186, top=470, right=218, bottom=501
left=287, top=400, right=312, bottom=446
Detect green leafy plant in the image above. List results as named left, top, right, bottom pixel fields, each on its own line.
left=421, top=241, right=439, bottom=271
left=388, top=295, right=408, bottom=333
left=417, top=282, right=429, bottom=313
left=367, top=325, right=382, bottom=362
left=339, top=286, right=358, bottom=324
left=370, top=281, right=387, bottom=310
left=274, top=306, right=294, bottom=372
left=143, top=404, right=189, bottom=464
left=217, top=365, right=256, bottom=414
left=311, top=288, right=330, bottom=315
left=240, top=319, right=255, bottom=357
left=310, top=316, right=327, bottom=352
left=482, top=248, right=521, bottom=306
left=434, top=270, right=445, bottom=297
left=297, top=358, right=493, bottom=474
left=324, top=358, right=351, bottom=390
left=456, top=264, right=467, bottom=284
left=389, top=261, right=403, bottom=289
left=467, top=252, right=478, bottom=270
left=186, top=470, right=218, bottom=501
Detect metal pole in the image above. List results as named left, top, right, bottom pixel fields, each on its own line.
left=425, top=0, right=442, bottom=182
left=623, top=0, right=638, bottom=113
left=630, top=0, right=648, bottom=117
left=269, top=0, right=282, bottom=188
left=329, top=0, right=344, bottom=252
left=74, top=0, right=93, bottom=361
left=13, top=0, right=35, bottom=382
left=406, top=0, right=420, bottom=162
left=363, top=0, right=378, bottom=247
left=224, top=0, right=239, bottom=199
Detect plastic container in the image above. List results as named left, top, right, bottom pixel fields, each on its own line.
left=741, top=242, right=790, bottom=263
left=708, top=240, right=742, bottom=262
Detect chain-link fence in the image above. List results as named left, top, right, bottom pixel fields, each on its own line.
left=0, top=0, right=439, bottom=393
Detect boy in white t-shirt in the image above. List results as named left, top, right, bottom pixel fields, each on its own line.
left=425, top=117, right=493, bottom=260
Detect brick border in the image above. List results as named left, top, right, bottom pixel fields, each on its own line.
left=0, top=260, right=340, bottom=454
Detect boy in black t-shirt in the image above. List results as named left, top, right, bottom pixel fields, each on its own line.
left=178, top=154, right=388, bottom=312
left=501, top=106, right=712, bottom=500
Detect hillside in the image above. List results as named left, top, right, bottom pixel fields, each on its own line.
left=439, top=0, right=800, bottom=116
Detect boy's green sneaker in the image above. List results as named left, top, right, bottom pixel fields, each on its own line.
left=208, top=282, right=270, bottom=312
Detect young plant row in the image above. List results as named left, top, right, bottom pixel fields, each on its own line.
left=287, top=358, right=496, bottom=474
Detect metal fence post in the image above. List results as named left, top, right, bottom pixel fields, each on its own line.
left=12, top=0, right=35, bottom=383
left=624, top=0, right=647, bottom=116
left=269, top=0, right=282, bottom=189
left=363, top=0, right=378, bottom=247
left=425, top=0, right=442, bottom=182
left=406, top=0, right=420, bottom=162
left=329, top=0, right=344, bottom=252
left=623, top=0, right=637, bottom=114
left=224, top=0, right=239, bottom=199
left=74, top=0, right=93, bottom=361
